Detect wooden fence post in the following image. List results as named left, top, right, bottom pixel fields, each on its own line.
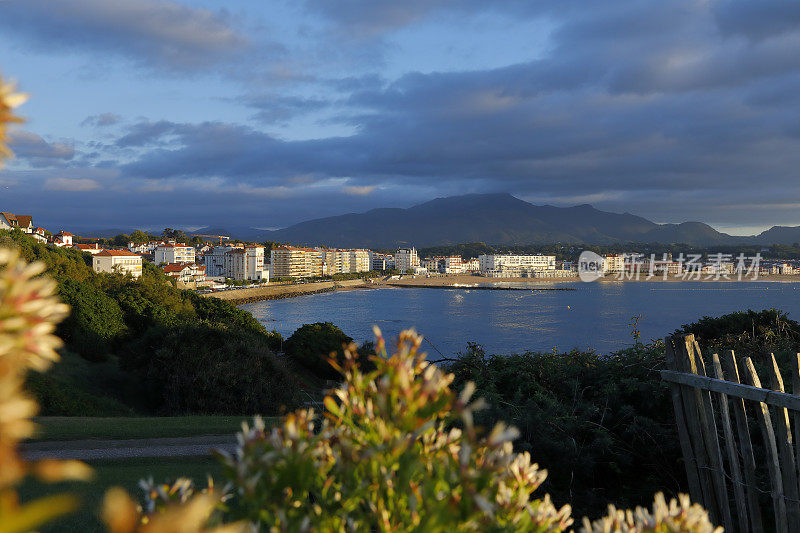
left=664, top=337, right=705, bottom=507
left=768, top=353, right=800, bottom=532
left=743, top=356, right=789, bottom=533
left=684, top=337, right=734, bottom=532
left=711, top=352, right=749, bottom=532
left=720, top=350, right=764, bottom=533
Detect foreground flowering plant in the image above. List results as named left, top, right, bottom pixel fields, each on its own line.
left=220, top=327, right=721, bottom=533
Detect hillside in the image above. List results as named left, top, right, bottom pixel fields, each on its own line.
left=262, top=193, right=739, bottom=248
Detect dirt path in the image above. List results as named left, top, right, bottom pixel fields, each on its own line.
left=21, top=435, right=236, bottom=461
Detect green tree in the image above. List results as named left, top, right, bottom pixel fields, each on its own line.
left=121, top=324, right=300, bottom=415
left=129, top=229, right=149, bottom=244
left=284, top=322, right=360, bottom=379
left=57, top=278, right=127, bottom=361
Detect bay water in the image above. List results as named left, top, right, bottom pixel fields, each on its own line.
left=240, top=281, right=800, bottom=358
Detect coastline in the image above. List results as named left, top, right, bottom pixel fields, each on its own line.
left=376, top=273, right=800, bottom=287
left=204, top=272, right=800, bottom=304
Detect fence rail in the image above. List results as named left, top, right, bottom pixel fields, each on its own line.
left=662, top=334, right=800, bottom=533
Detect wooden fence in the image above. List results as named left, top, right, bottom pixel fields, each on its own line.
left=661, top=334, right=800, bottom=532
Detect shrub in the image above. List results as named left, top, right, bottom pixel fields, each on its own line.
left=445, top=341, right=680, bottom=518
left=57, top=277, right=127, bottom=361
left=121, top=324, right=301, bottom=415
left=27, top=372, right=135, bottom=416
left=676, top=308, right=800, bottom=361
left=283, top=322, right=354, bottom=378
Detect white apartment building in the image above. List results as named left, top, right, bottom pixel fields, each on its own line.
left=317, top=248, right=371, bottom=275
left=396, top=247, right=420, bottom=272
left=154, top=243, right=195, bottom=265
left=350, top=249, right=371, bottom=273
left=203, top=245, right=266, bottom=280
left=603, top=255, right=625, bottom=273
left=478, top=254, right=556, bottom=277
left=463, top=258, right=480, bottom=272
left=271, top=246, right=324, bottom=278
left=245, top=246, right=267, bottom=280
left=204, top=245, right=239, bottom=277
left=92, top=250, right=143, bottom=279
left=435, top=255, right=465, bottom=274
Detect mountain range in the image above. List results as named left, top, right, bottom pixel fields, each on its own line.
left=74, top=193, right=800, bottom=248
left=247, top=193, right=800, bottom=248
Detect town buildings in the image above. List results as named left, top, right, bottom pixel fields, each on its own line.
left=204, top=245, right=267, bottom=281
left=271, top=245, right=324, bottom=278
left=154, top=243, right=195, bottom=265
left=369, top=252, right=395, bottom=271
left=92, top=250, right=143, bottom=278
left=316, top=248, right=372, bottom=275
left=434, top=255, right=465, bottom=274
left=128, top=241, right=163, bottom=254
left=204, top=245, right=238, bottom=277
left=478, top=254, right=556, bottom=277
left=396, top=247, right=420, bottom=272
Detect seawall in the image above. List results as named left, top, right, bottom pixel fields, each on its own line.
left=201, top=278, right=374, bottom=305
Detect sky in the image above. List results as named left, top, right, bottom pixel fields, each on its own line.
left=1, top=0, right=800, bottom=235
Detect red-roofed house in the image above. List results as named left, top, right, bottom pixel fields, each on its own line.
left=92, top=249, right=143, bottom=278
left=72, top=243, right=103, bottom=255
left=162, top=263, right=206, bottom=285
left=51, top=231, right=74, bottom=247
left=1, top=212, right=34, bottom=233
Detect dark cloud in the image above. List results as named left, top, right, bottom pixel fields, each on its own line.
left=239, top=94, right=330, bottom=124
left=108, top=0, right=800, bottom=228
left=7, top=131, right=74, bottom=168
left=81, top=113, right=123, bottom=127
left=0, top=0, right=249, bottom=71
left=713, top=0, right=800, bottom=41
left=9, top=0, right=800, bottom=231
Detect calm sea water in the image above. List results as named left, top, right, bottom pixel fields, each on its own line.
left=240, top=281, right=800, bottom=357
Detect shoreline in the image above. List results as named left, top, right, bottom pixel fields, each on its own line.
left=205, top=272, right=800, bottom=304
left=378, top=273, right=800, bottom=287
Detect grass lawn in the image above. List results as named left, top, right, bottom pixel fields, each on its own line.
left=18, top=456, right=224, bottom=533
left=32, top=415, right=276, bottom=441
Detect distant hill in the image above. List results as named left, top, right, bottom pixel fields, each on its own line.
left=258, top=193, right=744, bottom=248
left=752, top=226, right=800, bottom=246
